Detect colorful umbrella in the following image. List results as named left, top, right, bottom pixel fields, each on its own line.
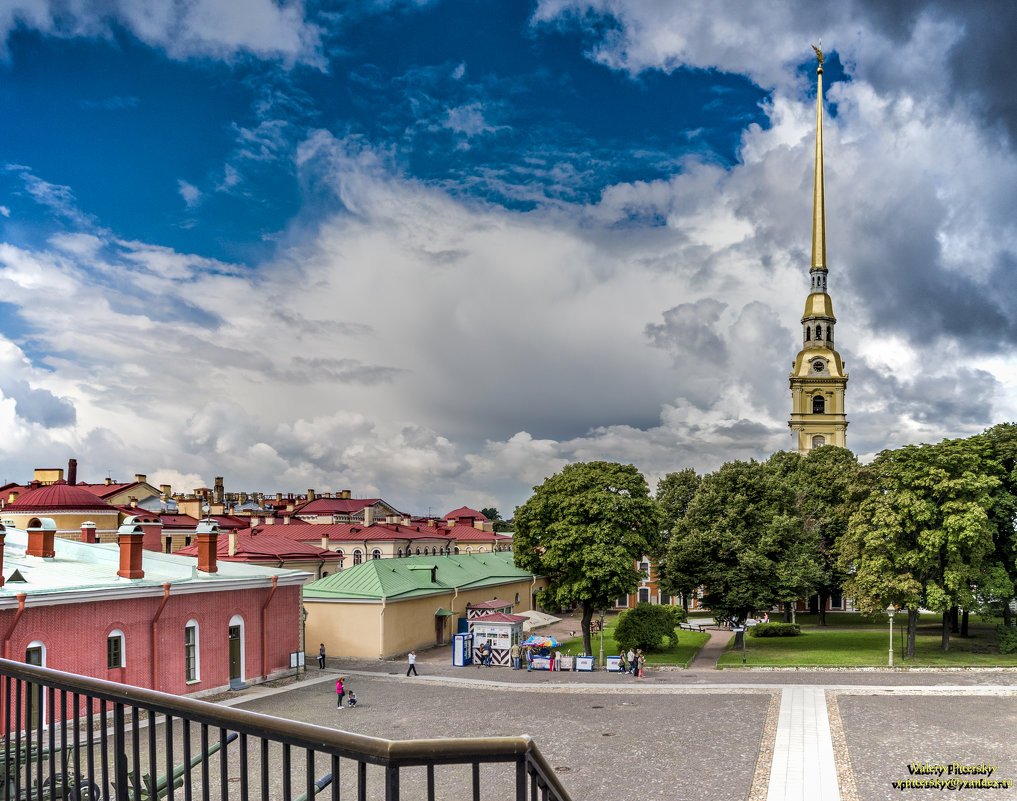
left=521, top=635, right=560, bottom=647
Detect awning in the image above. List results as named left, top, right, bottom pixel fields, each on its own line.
left=434, top=607, right=455, bottom=616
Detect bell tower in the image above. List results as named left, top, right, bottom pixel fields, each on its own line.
left=789, top=44, right=848, bottom=454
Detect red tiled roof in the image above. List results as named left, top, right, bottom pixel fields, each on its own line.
left=176, top=533, right=342, bottom=562
left=5, top=482, right=114, bottom=512
left=470, top=612, right=527, bottom=624
left=75, top=481, right=147, bottom=500
left=445, top=524, right=512, bottom=542
left=292, top=497, right=384, bottom=516
left=249, top=522, right=455, bottom=544
left=443, top=506, right=488, bottom=521
left=157, top=514, right=201, bottom=529
left=467, top=599, right=513, bottom=609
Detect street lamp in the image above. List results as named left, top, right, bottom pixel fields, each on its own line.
left=886, top=605, right=896, bottom=667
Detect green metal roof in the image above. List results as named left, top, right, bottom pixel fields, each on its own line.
left=303, top=552, right=534, bottom=601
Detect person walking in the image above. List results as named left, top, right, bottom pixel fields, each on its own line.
left=626, top=648, right=636, bottom=675
left=406, top=650, right=418, bottom=677
left=525, top=646, right=533, bottom=672
left=618, top=650, right=628, bottom=675
left=318, top=643, right=326, bottom=669
left=510, top=641, right=521, bottom=670
left=335, top=677, right=345, bottom=709
left=636, top=649, right=645, bottom=678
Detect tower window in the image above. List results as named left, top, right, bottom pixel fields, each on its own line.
left=805, top=326, right=811, bottom=341
left=816, top=325, right=823, bottom=340
left=812, top=395, right=825, bottom=414
left=812, top=435, right=826, bottom=448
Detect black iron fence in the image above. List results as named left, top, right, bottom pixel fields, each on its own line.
left=0, top=659, right=571, bottom=801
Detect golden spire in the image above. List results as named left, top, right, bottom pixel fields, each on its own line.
left=810, top=42, right=826, bottom=274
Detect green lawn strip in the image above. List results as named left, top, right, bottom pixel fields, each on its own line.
left=557, top=624, right=710, bottom=668
left=716, top=626, right=1017, bottom=667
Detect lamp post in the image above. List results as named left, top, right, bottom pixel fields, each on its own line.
left=598, top=609, right=605, bottom=669
left=886, top=605, right=896, bottom=667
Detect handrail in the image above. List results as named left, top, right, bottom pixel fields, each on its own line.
left=0, top=657, right=572, bottom=800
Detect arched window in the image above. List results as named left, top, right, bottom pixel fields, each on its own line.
left=478, top=546, right=487, bottom=552
left=415, top=547, right=421, bottom=555
left=184, top=620, right=200, bottom=683
left=465, top=546, right=473, bottom=554
left=812, top=435, right=826, bottom=448
left=812, top=395, right=825, bottom=414
left=454, top=547, right=460, bottom=555
left=397, top=548, right=403, bottom=557
left=805, top=326, right=811, bottom=341
left=107, top=629, right=125, bottom=669
left=353, top=549, right=362, bottom=565
left=816, top=325, right=823, bottom=340
left=371, top=549, right=381, bottom=560
left=335, top=549, right=344, bottom=569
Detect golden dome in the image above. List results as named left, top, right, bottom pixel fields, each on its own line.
left=801, top=292, right=836, bottom=321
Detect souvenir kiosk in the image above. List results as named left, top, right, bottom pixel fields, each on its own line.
left=465, top=599, right=527, bottom=667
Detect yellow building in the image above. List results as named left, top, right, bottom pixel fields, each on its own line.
left=303, top=552, right=546, bottom=660
left=789, top=48, right=848, bottom=454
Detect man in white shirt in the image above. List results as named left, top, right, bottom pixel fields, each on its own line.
left=406, top=650, right=418, bottom=676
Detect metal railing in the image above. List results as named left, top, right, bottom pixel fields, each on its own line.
left=0, top=659, right=571, bottom=801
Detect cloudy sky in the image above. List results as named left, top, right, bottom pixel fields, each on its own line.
left=1, top=0, right=1015, bottom=515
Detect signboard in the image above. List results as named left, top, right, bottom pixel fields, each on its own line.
left=530, top=656, right=552, bottom=670
left=575, top=656, right=594, bottom=672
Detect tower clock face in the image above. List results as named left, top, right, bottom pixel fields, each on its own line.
left=812, top=361, right=824, bottom=372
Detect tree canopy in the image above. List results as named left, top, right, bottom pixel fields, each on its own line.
left=513, top=461, right=662, bottom=656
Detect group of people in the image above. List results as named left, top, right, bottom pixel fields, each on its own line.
left=334, top=676, right=358, bottom=709
left=618, top=648, right=645, bottom=677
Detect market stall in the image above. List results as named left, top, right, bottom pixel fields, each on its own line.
left=466, top=604, right=527, bottom=667
left=520, top=635, right=562, bottom=670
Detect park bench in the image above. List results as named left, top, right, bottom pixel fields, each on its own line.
left=679, top=621, right=707, bottom=632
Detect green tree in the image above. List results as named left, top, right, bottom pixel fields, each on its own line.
left=513, top=461, right=663, bottom=656
left=655, top=468, right=701, bottom=609
left=661, top=454, right=823, bottom=626
left=791, top=446, right=863, bottom=625
left=971, top=424, right=1017, bottom=627
left=614, top=603, right=685, bottom=651
left=839, top=437, right=999, bottom=655
left=480, top=507, right=513, bottom=532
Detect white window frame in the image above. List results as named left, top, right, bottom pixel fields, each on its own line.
left=107, top=629, right=126, bottom=669
left=184, top=620, right=200, bottom=683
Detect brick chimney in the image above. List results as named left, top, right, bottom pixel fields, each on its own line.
left=67, top=458, right=77, bottom=485
left=134, top=474, right=147, bottom=484
left=137, top=517, right=163, bottom=552
left=116, top=524, right=145, bottom=579
left=26, top=518, right=56, bottom=558
left=228, top=529, right=238, bottom=557
left=196, top=520, right=220, bottom=573
left=321, top=534, right=329, bottom=551
left=80, top=521, right=97, bottom=543
left=308, top=488, right=316, bottom=501
left=363, top=507, right=374, bottom=526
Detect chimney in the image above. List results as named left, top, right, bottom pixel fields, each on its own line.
left=428, top=519, right=434, bottom=527
left=129, top=497, right=138, bottom=508
left=196, top=520, right=220, bottom=573
left=307, top=488, right=316, bottom=501
left=105, top=477, right=112, bottom=486
left=81, top=521, right=97, bottom=543
left=276, top=493, right=282, bottom=501
left=26, top=518, right=56, bottom=558
left=134, top=474, right=147, bottom=484
left=67, top=458, right=77, bottom=485
left=8, top=492, right=17, bottom=504
left=282, top=515, right=290, bottom=525
left=116, top=524, right=145, bottom=579
left=363, top=507, right=374, bottom=526
left=321, top=534, right=329, bottom=551
left=139, top=518, right=163, bottom=552
left=160, top=484, right=172, bottom=495
left=341, top=490, right=351, bottom=500
left=402, top=517, right=411, bottom=526
left=228, top=530, right=237, bottom=557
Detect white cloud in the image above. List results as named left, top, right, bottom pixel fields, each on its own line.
left=0, top=0, right=324, bottom=67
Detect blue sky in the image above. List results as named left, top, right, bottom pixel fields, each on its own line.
left=1, top=0, right=1016, bottom=515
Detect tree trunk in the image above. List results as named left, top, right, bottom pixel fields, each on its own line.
left=960, top=610, right=969, bottom=638
left=581, top=602, right=594, bottom=657
left=1004, top=602, right=1013, bottom=629
left=817, top=592, right=829, bottom=627
left=941, top=610, right=951, bottom=652
left=950, top=606, right=959, bottom=634
left=783, top=607, right=791, bottom=623
left=906, top=609, right=918, bottom=658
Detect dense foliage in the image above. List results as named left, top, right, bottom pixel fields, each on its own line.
left=513, top=461, right=663, bottom=656
left=749, top=623, right=802, bottom=638
left=613, top=602, right=686, bottom=651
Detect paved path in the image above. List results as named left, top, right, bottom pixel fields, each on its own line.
left=767, top=686, right=839, bottom=801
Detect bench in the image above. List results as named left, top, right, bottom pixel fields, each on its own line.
left=679, top=622, right=707, bottom=632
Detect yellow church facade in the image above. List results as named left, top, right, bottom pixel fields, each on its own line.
left=789, top=47, right=848, bottom=454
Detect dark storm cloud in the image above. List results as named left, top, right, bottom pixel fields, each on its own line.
left=2, top=380, right=76, bottom=428
left=855, top=0, right=1017, bottom=145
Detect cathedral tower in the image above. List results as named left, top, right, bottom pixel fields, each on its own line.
left=789, top=46, right=848, bottom=454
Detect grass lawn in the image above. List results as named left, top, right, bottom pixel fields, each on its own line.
left=716, top=619, right=1017, bottom=667
left=557, top=619, right=711, bottom=668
